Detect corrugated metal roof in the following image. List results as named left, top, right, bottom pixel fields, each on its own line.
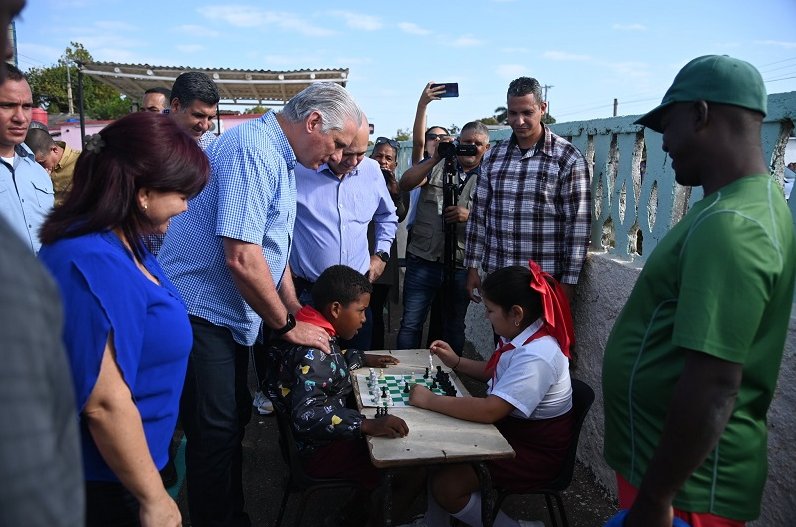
left=80, top=62, right=349, bottom=105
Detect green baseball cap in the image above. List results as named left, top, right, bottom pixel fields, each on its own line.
left=635, top=55, right=767, bottom=132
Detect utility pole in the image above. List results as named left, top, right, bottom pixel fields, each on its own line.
left=613, top=98, right=618, bottom=117
left=64, top=56, right=75, bottom=115
left=542, top=84, right=554, bottom=115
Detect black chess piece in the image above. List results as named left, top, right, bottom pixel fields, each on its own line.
left=403, top=382, right=410, bottom=394
left=376, top=407, right=381, bottom=417
left=436, top=365, right=443, bottom=380
left=382, top=405, right=389, bottom=415
left=381, top=386, right=388, bottom=398
left=431, top=379, right=437, bottom=390
left=424, top=367, right=429, bottom=379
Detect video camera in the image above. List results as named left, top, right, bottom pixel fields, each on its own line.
left=437, top=141, right=477, bottom=158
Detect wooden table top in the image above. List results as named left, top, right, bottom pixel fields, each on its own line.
left=353, top=349, right=515, bottom=468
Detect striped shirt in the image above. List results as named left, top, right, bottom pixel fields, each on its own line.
left=463, top=126, right=591, bottom=284
left=290, top=157, right=397, bottom=282
left=158, top=111, right=297, bottom=345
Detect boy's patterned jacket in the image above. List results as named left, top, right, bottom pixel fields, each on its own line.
left=266, top=330, right=367, bottom=456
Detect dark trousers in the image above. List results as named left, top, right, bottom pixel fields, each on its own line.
left=369, top=283, right=391, bottom=350
left=181, top=316, right=252, bottom=527
left=85, top=481, right=139, bottom=527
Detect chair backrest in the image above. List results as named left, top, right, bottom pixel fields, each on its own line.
left=274, top=406, right=318, bottom=488
left=546, top=378, right=595, bottom=490
left=274, top=405, right=355, bottom=488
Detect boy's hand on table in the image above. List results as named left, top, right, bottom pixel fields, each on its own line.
left=362, top=415, right=409, bottom=438
left=365, top=354, right=400, bottom=368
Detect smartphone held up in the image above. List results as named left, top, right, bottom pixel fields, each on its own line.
left=430, top=82, right=459, bottom=98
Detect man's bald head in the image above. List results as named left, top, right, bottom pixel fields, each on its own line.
left=328, top=115, right=370, bottom=177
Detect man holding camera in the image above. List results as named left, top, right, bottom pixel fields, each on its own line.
left=397, top=121, right=491, bottom=355
left=464, top=77, right=591, bottom=305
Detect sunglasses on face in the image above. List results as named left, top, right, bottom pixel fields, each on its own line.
left=375, top=136, right=400, bottom=150
left=425, top=133, right=450, bottom=141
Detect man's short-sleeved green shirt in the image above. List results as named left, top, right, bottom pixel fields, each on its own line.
left=603, top=175, right=795, bottom=520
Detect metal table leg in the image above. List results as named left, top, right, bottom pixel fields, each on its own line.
left=383, top=470, right=394, bottom=526
left=473, top=462, right=495, bottom=527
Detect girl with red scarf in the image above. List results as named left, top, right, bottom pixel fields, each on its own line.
left=407, top=261, right=576, bottom=527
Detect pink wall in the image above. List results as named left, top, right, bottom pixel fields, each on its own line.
left=52, top=114, right=265, bottom=151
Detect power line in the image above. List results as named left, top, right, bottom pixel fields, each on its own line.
left=15, top=52, right=49, bottom=66
left=758, top=63, right=796, bottom=75
left=758, top=56, right=796, bottom=68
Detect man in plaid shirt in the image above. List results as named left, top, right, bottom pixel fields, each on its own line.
left=464, top=77, right=591, bottom=303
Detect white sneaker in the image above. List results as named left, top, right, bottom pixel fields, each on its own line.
left=518, top=520, right=545, bottom=527
left=252, top=390, right=274, bottom=415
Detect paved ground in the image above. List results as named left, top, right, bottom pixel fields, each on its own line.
left=177, top=302, right=619, bottom=526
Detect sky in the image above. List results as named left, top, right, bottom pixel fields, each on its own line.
left=14, top=0, right=796, bottom=138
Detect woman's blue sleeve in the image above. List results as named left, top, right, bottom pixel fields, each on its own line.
left=59, top=252, right=147, bottom=412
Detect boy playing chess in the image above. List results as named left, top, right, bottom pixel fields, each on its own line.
left=266, top=265, right=423, bottom=525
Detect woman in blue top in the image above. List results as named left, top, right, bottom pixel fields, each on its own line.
left=38, top=112, right=209, bottom=527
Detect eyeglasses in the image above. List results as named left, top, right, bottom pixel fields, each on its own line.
left=425, top=133, right=450, bottom=141
left=375, top=136, right=400, bottom=150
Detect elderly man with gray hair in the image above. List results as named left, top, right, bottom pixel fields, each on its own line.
left=158, top=81, right=361, bottom=527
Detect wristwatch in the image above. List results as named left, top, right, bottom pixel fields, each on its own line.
left=273, top=313, right=296, bottom=337
left=375, top=250, right=390, bottom=263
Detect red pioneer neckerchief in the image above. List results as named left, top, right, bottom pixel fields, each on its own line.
left=294, top=304, right=337, bottom=337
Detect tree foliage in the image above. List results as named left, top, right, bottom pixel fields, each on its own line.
left=394, top=128, right=411, bottom=141
left=243, top=104, right=270, bottom=114
left=493, top=106, right=507, bottom=124
left=26, top=42, right=130, bottom=119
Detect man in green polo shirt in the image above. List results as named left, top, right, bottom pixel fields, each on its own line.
left=603, top=55, right=795, bottom=527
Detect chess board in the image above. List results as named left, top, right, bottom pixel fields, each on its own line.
left=354, top=371, right=464, bottom=408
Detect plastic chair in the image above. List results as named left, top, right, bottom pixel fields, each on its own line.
left=492, top=378, right=596, bottom=527
left=273, top=407, right=360, bottom=527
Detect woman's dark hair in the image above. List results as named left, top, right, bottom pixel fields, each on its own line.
left=425, top=125, right=450, bottom=136
left=423, top=125, right=451, bottom=159
left=39, top=112, right=210, bottom=260
left=481, top=265, right=543, bottom=326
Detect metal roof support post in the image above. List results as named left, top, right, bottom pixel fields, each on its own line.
left=76, top=61, right=86, bottom=146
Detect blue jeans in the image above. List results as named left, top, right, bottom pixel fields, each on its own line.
left=397, top=253, right=469, bottom=355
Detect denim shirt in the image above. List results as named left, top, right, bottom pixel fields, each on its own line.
left=0, top=143, right=54, bottom=253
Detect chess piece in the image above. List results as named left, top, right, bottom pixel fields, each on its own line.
left=424, top=367, right=429, bottom=379
left=403, top=382, right=410, bottom=394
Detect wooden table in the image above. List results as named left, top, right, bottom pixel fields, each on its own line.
left=352, top=349, right=515, bottom=526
